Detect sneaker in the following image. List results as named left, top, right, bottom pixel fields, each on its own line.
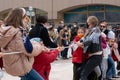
left=118, top=72, right=120, bottom=76
left=106, top=78, right=112, bottom=80
left=112, top=76, right=120, bottom=78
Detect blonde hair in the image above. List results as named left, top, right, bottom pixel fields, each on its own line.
left=87, top=16, right=98, bottom=26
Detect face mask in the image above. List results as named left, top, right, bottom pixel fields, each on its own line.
left=73, top=25, right=77, bottom=27
left=77, top=33, right=84, bottom=38
left=61, top=24, right=64, bottom=27
left=108, top=27, right=112, bottom=31
left=102, top=30, right=105, bottom=32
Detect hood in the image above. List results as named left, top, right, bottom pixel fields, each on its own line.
left=0, top=26, right=19, bottom=48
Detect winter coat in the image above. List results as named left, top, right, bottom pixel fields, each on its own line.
left=0, top=26, right=42, bottom=76
left=33, top=49, right=59, bottom=80
left=72, top=35, right=89, bottom=64
left=29, top=23, right=57, bottom=48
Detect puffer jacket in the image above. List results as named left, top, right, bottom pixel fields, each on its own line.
left=0, top=26, right=38, bottom=76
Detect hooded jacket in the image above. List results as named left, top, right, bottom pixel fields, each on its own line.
left=33, top=49, right=59, bottom=80
left=72, top=35, right=89, bottom=64
left=0, top=26, right=37, bottom=76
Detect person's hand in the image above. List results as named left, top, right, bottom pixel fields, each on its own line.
left=0, top=52, right=3, bottom=58
left=0, top=33, right=3, bottom=36
left=75, top=41, right=83, bottom=47
left=113, top=42, right=118, bottom=49
left=69, top=44, right=72, bottom=48
left=57, top=46, right=64, bottom=52
left=42, top=46, right=50, bottom=52
left=40, top=41, right=44, bottom=46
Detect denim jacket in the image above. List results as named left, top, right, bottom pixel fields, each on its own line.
left=82, top=27, right=102, bottom=54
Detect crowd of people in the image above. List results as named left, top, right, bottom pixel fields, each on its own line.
left=0, top=7, right=120, bottom=80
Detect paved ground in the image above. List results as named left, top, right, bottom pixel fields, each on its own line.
left=1, top=58, right=120, bottom=80
left=1, top=58, right=73, bottom=80
left=50, top=58, right=73, bottom=80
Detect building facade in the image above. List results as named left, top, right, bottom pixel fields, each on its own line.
left=0, top=0, right=120, bottom=25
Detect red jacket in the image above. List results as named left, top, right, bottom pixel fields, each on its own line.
left=72, top=36, right=83, bottom=63
left=72, top=35, right=88, bottom=64
left=33, top=49, right=59, bottom=80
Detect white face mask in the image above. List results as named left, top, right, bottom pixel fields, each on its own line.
left=43, top=24, right=49, bottom=29
left=73, top=25, right=77, bottom=27
left=107, top=27, right=112, bottom=31
left=102, top=29, right=105, bottom=32
left=61, top=23, right=64, bottom=27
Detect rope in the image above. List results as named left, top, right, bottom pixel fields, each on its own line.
left=3, top=52, right=21, bottom=55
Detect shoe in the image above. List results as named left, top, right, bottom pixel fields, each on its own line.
left=118, top=72, right=120, bottom=76
left=112, top=76, right=120, bottom=78
left=106, top=78, right=112, bottom=80
left=62, top=57, right=68, bottom=60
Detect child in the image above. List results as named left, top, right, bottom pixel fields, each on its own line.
left=71, top=27, right=86, bottom=80
left=100, top=32, right=109, bottom=80
left=32, top=38, right=64, bottom=80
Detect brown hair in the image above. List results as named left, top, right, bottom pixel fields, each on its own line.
left=5, top=8, right=23, bottom=28
left=78, top=27, right=86, bottom=33
left=87, top=16, right=98, bottom=26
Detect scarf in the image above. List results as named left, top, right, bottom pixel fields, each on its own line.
left=19, top=26, right=33, bottom=53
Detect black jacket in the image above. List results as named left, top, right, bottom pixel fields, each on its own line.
left=28, top=23, right=57, bottom=48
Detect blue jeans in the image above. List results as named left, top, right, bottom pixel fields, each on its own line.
left=20, top=69, right=44, bottom=80
left=106, top=55, right=116, bottom=78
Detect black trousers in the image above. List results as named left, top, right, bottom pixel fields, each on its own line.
left=73, top=63, right=83, bottom=80
left=80, top=55, right=102, bottom=80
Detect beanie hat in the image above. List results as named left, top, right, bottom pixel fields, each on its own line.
left=20, top=8, right=26, bottom=17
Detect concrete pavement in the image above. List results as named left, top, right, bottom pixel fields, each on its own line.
left=50, top=58, right=73, bottom=80
left=1, top=58, right=120, bottom=80
left=1, top=58, right=73, bottom=80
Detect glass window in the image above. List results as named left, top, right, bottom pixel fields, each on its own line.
left=63, top=5, right=120, bottom=25
left=88, top=12, right=104, bottom=21
left=106, top=5, right=120, bottom=11
left=106, top=12, right=120, bottom=22
left=64, top=13, right=87, bottom=23
left=68, top=7, right=87, bottom=12
left=88, top=5, right=104, bottom=11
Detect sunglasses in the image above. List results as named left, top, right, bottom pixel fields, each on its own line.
left=100, top=25, right=106, bottom=28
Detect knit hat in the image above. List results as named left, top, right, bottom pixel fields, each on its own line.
left=20, top=8, right=26, bottom=17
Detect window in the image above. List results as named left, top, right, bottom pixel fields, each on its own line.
left=64, top=13, right=87, bottom=23
left=106, top=12, right=120, bottom=22
left=64, top=5, right=120, bottom=25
